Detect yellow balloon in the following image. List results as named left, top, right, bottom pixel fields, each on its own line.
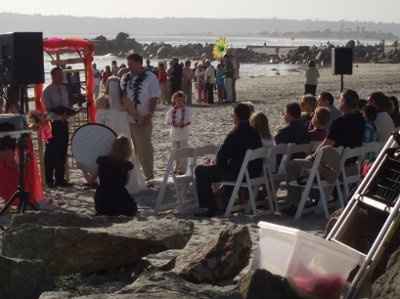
left=213, top=37, right=230, bottom=60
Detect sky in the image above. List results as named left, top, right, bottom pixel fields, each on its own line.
left=1, top=0, right=399, bottom=22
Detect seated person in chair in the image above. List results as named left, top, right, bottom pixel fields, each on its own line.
left=275, top=102, right=310, bottom=145
left=195, top=103, right=262, bottom=217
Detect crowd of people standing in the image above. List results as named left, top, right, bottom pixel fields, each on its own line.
left=95, top=53, right=240, bottom=107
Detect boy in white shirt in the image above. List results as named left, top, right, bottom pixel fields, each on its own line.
left=165, top=91, right=192, bottom=174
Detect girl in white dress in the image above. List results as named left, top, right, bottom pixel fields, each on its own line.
left=103, top=76, right=146, bottom=194
left=165, top=91, right=192, bottom=174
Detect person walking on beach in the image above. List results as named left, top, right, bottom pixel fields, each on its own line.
left=121, top=53, right=161, bottom=182
left=169, top=58, right=183, bottom=96
left=111, top=60, right=119, bottom=75
left=195, top=64, right=206, bottom=103
left=223, top=55, right=235, bottom=102
left=182, top=60, right=193, bottom=106
left=204, top=60, right=216, bottom=105
left=157, top=62, right=169, bottom=105
left=216, top=63, right=225, bottom=103
left=231, top=50, right=240, bottom=102
left=92, top=63, right=101, bottom=99
left=304, top=60, right=320, bottom=96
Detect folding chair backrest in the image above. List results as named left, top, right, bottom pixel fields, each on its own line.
left=233, top=147, right=267, bottom=183
left=278, top=143, right=313, bottom=174
left=311, top=141, right=322, bottom=152
left=286, top=143, right=314, bottom=159
left=268, top=143, right=288, bottom=174
left=340, top=147, right=364, bottom=169
left=362, top=142, right=384, bottom=159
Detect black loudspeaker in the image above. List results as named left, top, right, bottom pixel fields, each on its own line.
left=332, top=47, right=353, bottom=75
left=0, top=32, right=44, bottom=85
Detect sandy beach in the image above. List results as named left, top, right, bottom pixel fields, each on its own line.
left=1, top=62, right=399, bottom=298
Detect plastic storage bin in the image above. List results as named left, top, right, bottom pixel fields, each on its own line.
left=257, top=222, right=364, bottom=281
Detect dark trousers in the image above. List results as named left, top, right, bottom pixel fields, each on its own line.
left=95, top=186, right=137, bottom=217
left=206, top=83, right=214, bottom=104
left=195, top=165, right=235, bottom=212
left=305, top=84, right=317, bottom=96
left=233, top=79, right=237, bottom=102
left=44, top=120, right=69, bottom=185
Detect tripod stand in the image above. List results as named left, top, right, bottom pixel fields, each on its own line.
left=0, top=132, right=38, bottom=217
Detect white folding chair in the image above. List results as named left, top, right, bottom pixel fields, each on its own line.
left=338, top=147, right=365, bottom=199
left=362, top=142, right=384, bottom=160
left=223, top=148, right=275, bottom=217
left=155, top=147, right=196, bottom=213
left=278, top=143, right=314, bottom=175
left=267, top=143, right=288, bottom=191
left=288, top=148, right=340, bottom=220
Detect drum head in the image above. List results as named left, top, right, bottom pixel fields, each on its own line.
left=71, top=124, right=117, bottom=173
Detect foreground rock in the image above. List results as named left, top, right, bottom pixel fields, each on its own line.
left=240, top=269, right=303, bottom=299
left=39, top=292, right=73, bottom=299
left=0, top=255, right=51, bottom=299
left=8, top=211, right=132, bottom=228
left=118, top=271, right=241, bottom=299
left=143, top=249, right=182, bottom=271
left=174, top=225, right=252, bottom=284
left=3, top=214, right=194, bottom=275
left=373, top=249, right=400, bottom=299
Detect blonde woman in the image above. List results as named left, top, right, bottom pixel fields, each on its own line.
left=95, top=136, right=138, bottom=216
left=250, top=112, right=274, bottom=147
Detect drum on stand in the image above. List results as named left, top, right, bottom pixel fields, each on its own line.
left=71, top=124, right=116, bottom=173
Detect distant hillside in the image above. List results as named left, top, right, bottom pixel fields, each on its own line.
left=1, top=13, right=400, bottom=39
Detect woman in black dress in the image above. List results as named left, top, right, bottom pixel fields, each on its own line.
left=95, top=136, right=138, bottom=216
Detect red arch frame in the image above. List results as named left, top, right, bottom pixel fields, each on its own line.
left=34, top=37, right=96, bottom=123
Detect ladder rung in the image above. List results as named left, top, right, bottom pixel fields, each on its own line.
left=359, top=196, right=392, bottom=212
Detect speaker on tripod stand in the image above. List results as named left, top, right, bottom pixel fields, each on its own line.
left=332, top=47, right=354, bottom=92
left=0, top=32, right=44, bottom=220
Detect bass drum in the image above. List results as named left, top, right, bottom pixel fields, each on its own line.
left=71, top=123, right=116, bottom=173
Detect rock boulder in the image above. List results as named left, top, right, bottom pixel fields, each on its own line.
left=118, top=271, right=241, bottom=299
left=373, top=249, right=400, bottom=298
left=3, top=216, right=194, bottom=275
left=0, top=255, right=52, bottom=299
left=174, top=224, right=251, bottom=284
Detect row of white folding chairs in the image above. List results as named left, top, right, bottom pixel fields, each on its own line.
left=155, top=144, right=219, bottom=213
left=287, top=142, right=384, bottom=220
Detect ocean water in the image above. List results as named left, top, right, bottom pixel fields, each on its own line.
left=133, top=35, right=381, bottom=48
left=42, top=35, right=381, bottom=80
left=44, top=54, right=302, bottom=82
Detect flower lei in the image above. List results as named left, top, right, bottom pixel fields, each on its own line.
left=123, top=70, right=148, bottom=107
left=172, top=106, right=191, bottom=128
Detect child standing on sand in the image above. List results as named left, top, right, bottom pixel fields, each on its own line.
left=165, top=91, right=192, bottom=174
left=216, top=63, right=225, bottom=103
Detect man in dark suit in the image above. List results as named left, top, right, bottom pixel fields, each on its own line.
left=275, top=102, right=310, bottom=145
left=195, top=103, right=262, bottom=217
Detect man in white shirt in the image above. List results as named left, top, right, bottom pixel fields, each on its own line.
left=43, top=67, right=72, bottom=188
left=121, top=54, right=161, bottom=181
